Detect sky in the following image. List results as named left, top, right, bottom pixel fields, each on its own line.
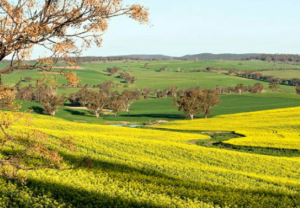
left=34, top=0, right=300, bottom=58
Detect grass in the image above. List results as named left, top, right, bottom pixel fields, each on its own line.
left=19, top=93, right=300, bottom=124
left=2, top=60, right=300, bottom=207
left=1, top=60, right=300, bottom=124
left=1, top=60, right=299, bottom=94
left=261, top=70, right=300, bottom=79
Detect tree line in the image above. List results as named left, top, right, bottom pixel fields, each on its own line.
left=245, top=54, right=300, bottom=63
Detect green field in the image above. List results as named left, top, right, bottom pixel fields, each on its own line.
left=1, top=60, right=300, bottom=207
left=261, top=70, right=300, bottom=79
left=1, top=60, right=300, bottom=93
left=0, top=60, right=297, bottom=124
left=19, top=93, right=300, bottom=124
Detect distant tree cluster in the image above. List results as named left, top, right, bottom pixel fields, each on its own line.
left=188, top=66, right=222, bottom=73
left=141, top=87, right=152, bottom=99
left=205, top=66, right=222, bottom=72
left=235, top=70, right=300, bottom=87
left=246, top=54, right=300, bottom=63
left=106, top=67, right=120, bottom=76
left=159, top=67, right=167, bottom=72
left=154, top=86, right=178, bottom=98
left=68, top=82, right=142, bottom=117
left=119, top=71, right=137, bottom=84
left=213, top=83, right=264, bottom=95
left=16, top=85, right=65, bottom=116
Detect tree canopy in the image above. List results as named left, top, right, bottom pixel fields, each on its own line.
left=0, top=0, right=149, bottom=73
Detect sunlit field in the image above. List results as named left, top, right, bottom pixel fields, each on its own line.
left=1, top=107, right=300, bottom=207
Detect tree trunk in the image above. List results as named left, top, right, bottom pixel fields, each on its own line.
left=50, top=111, right=56, bottom=116
left=204, top=113, right=208, bottom=119
left=190, top=114, right=194, bottom=120
left=95, top=112, right=99, bottom=118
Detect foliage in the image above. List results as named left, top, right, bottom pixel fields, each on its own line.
left=174, top=88, right=202, bottom=120
left=40, top=90, right=65, bottom=116
left=86, top=90, right=110, bottom=118
left=120, top=90, right=140, bottom=115
left=0, top=0, right=149, bottom=73
left=61, top=71, right=80, bottom=87
left=269, top=82, right=280, bottom=92
left=248, top=54, right=300, bottom=63
left=174, top=88, right=220, bottom=119
left=108, top=93, right=124, bottom=116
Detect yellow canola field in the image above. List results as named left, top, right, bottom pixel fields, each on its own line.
left=157, top=107, right=300, bottom=150
left=3, top=108, right=300, bottom=207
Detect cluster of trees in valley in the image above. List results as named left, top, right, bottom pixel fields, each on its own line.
left=246, top=54, right=300, bottom=63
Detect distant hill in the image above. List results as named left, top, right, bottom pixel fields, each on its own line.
left=3, top=53, right=269, bottom=63
left=77, top=53, right=263, bottom=62
left=180, top=53, right=262, bottom=60
left=105, top=54, right=173, bottom=60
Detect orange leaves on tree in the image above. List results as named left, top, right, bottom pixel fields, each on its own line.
left=0, top=0, right=150, bottom=74
left=62, top=71, right=80, bottom=87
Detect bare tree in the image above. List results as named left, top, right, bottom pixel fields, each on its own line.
left=200, top=89, right=220, bottom=119
left=125, top=76, right=137, bottom=84
left=108, top=92, right=124, bottom=116
left=106, top=67, right=120, bottom=76
left=68, top=87, right=89, bottom=106
left=120, top=90, right=137, bottom=115
left=174, top=88, right=220, bottom=120
left=252, top=83, right=264, bottom=93
left=99, top=81, right=113, bottom=97
left=269, top=82, right=280, bottom=92
left=41, top=90, right=65, bottom=116
left=296, top=86, right=300, bottom=94
left=142, top=87, right=152, bottom=99
left=16, top=86, right=34, bottom=101
left=86, top=91, right=109, bottom=118
left=174, top=88, right=202, bottom=120
left=167, top=86, right=178, bottom=97
left=235, top=84, right=245, bottom=95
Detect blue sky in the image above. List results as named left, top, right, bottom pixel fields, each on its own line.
left=36, top=0, right=300, bottom=58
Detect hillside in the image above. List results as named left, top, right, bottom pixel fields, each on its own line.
left=1, top=107, right=300, bottom=207
left=181, top=53, right=262, bottom=60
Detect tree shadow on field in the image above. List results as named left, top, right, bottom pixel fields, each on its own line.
left=59, top=152, right=176, bottom=180
left=122, top=113, right=185, bottom=120
left=30, top=106, right=44, bottom=114
left=26, top=178, right=166, bottom=208
left=63, top=109, right=87, bottom=116
left=22, top=151, right=299, bottom=208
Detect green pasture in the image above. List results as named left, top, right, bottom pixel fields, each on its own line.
left=0, top=60, right=298, bottom=95
left=1, top=59, right=299, bottom=124
left=19, top=93, right=300, bottom=124
left=82, top=59, right=300, bottom=71
left=261, top=70, right=300, bottom=79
